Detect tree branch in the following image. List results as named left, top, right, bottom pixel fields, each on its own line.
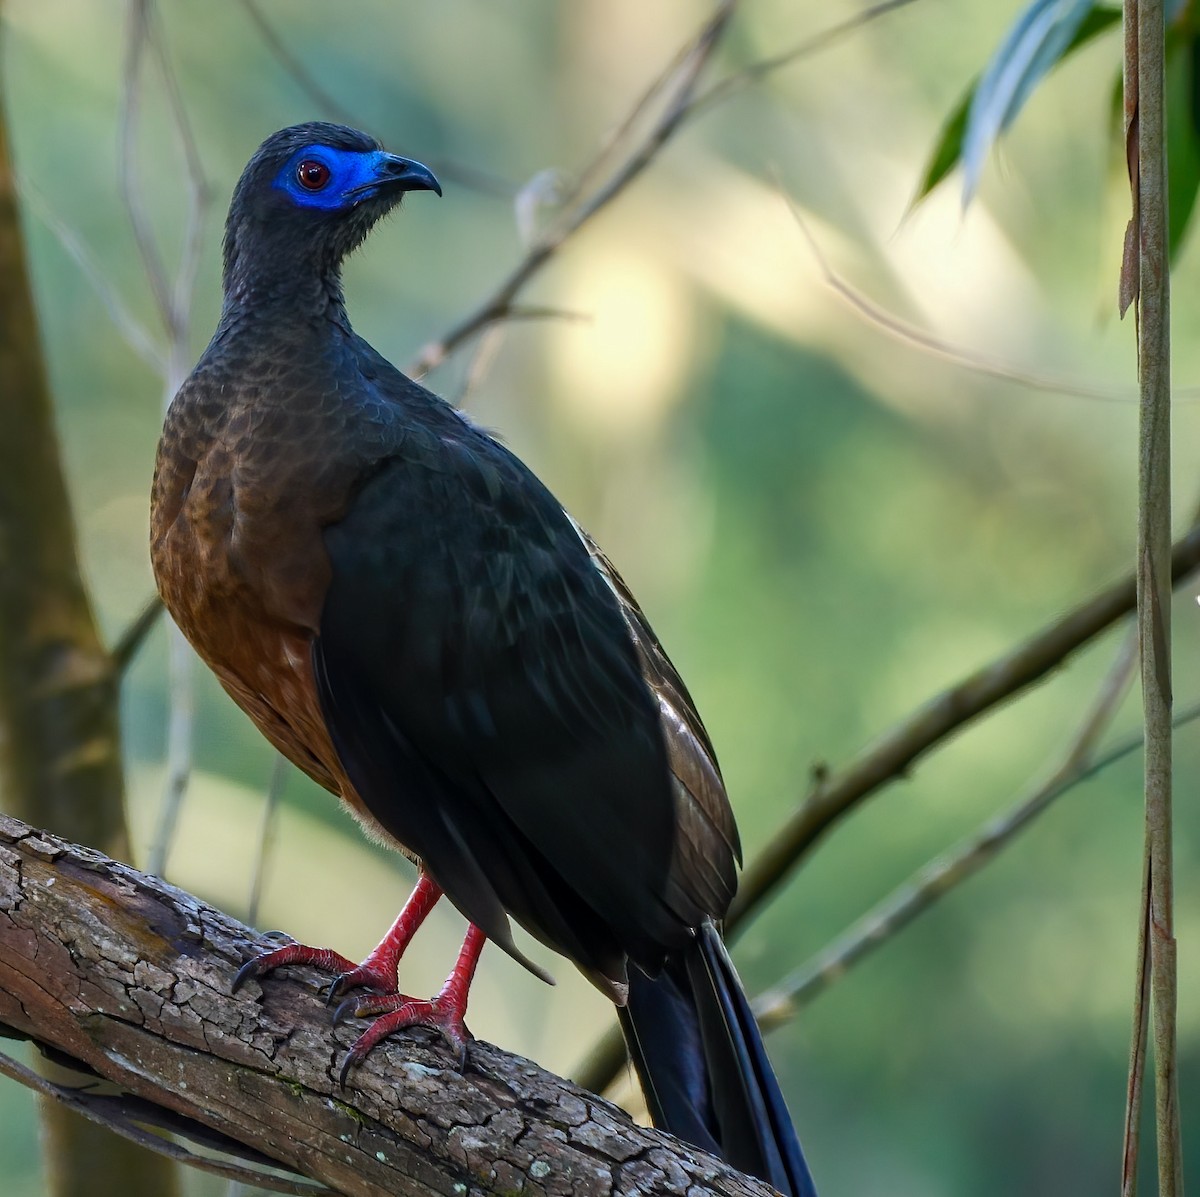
left=575, top=522, right=1200, bottom=1094
left=407, top=0, right=738, bottom=377
left=112, top=595, right=164, bottom=676
left=0, top=1049, right=336, bottom=1196
left=0, top=813, right=779, bottom=1197
left=726, top=522, right=1200, bottom=935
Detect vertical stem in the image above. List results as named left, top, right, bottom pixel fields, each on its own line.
left=1132, top=0, right=1181, bottom=1192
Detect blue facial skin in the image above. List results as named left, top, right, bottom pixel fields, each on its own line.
left=273, top=146, right=439, bottom=211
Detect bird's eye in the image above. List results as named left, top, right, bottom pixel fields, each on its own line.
left=296, top=160, right=331, bottom=191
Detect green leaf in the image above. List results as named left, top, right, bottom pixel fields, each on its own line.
left=963, top=0, right=1098, bottom=202
left=912, top=3, right=1121, bottom=208
left=913, top=92, right=972, bottom=205
left=1165, top=35, right=1200, bottom=261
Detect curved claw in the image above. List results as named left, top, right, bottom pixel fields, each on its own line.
left=231, top=942, right=358, bottom=996
left=322, top=960, right=403, bottom=1007
left=331, top=993, right=364, bottom=1027
left=336, top=994, right=471, bottom=1086
left=338, top=1042, right=367, bottom=1089
left=231, top=956, right=264, bottom=995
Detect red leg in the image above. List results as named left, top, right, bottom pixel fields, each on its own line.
left=336, top=923, right=486, bottom=1083
left=232, top=872, right=443, bottom=1000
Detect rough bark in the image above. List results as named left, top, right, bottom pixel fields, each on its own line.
left=0, top=812, right=779, bottom=1197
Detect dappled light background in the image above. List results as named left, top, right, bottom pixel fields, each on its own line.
left=4, top=1, right=1200, bottom=1194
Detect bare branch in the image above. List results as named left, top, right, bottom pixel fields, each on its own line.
left=408, top=0, right=738, bottom=377
left=409, top=1, right=927, bottom=381
left=118, top=1, right=171, bottom=331
left=238, top=0, right=511, bottom=198
left=239, top=0, right=360, bottom=130
left=1123, top=854, right=1151, bottom=1197
left=751, top=635, right=1147, bottom=1027
left=147, top=626, right=193, bottom=878
left=687, top=0, right=923, bottom=120
left=112, top=595, right=164, bottom=676
left=574, top=523, right=1200, bottom=1095
left=13, top=175, right=166, bottom=374
left=0, top=1050, right=335, bottom=1197
left=782, top=193, right=1143, bottom=404
left=726, top=522, right=1200, bottom=935
left=0, top=814, right=780, bottom=1197
left=117, top=0, right=214, bottom=880
left=246, top=753, right=286, bottom=927
left=143, top=4, right=210, bottom=372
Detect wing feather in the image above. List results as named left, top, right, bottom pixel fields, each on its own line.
left=315, top=421, right=717, bottom=980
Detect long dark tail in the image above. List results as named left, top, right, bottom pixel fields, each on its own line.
left=617, top=921, right=817, bottom=1197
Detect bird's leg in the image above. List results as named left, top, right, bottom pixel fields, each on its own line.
left=232, top=871, right=443, bottom=999
left=334, top=923, right=486, bottom=1082
left=324, top=872, right=443, bottom=1002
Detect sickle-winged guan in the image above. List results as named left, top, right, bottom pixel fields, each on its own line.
left=150, top=122, right=817, bottom=1197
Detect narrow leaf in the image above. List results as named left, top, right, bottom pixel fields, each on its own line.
left=912, top=4, right=1121, bottom=206
left=963, top=0, right=1102, bottom=203
left=1165, top=33, right=1200, bottom=260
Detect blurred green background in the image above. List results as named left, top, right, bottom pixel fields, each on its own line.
left=4, top=1, right=1200, bottom=1193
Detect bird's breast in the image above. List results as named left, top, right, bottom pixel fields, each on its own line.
left=149, top=392, right=378, bottom=822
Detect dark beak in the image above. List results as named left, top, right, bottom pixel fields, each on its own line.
left=377, top=153, right=442, bottom=197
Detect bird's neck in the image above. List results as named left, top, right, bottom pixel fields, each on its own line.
left=220, top=259, right=351, bottom=334
left=220, top=217, right=353, bottom=334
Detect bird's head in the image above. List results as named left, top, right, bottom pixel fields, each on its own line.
left=222, top=122, right=441, bottom=303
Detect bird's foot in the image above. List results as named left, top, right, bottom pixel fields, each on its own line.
left=231, top=938, right=404, bottom=1003
left=333, top=987, right=471, bottom=1082
left=323, top=952, right=404, bottom=1005
left=232, top=942, right=360, bottom=994
left=333, top=923, right=485, bottom=1083
left=232, top=872, right=445, bottom=1001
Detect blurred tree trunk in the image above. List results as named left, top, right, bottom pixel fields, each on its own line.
left=0, top=28, right=182, bottom=1197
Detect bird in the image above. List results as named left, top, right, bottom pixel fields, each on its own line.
left=150, top=121, right=817, bottom=1197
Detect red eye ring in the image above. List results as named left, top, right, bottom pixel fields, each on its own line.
left=296, top=160, right=331, bottom=191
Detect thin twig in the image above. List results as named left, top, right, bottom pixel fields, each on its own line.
left=246, top=753, right=287, bottom=927
left=753, top=632, right=1143, bottom=1027
left=782, top=192, right=1147, bottom=404
left=451, top=323, right=507, bottom=411
left=573, top=524, right=1200, bottom=1094
left=111, top=596, right=163, bottom=676
left=408, top=0, right=738, bottom=377
left=144, top=2, right=210, bottom=357
left=1128, top=0, right=1181, bottom=1190
left=13, top=175, right=165, bottom=374
left=1123, top=853, right=1152, bottom=1197
left=117, top=0, right=212, bottom=879
left=687, top=0, right=923, bottom=120
left=409, top=0, right=924, bottom=379
left=239, top=0, right=359, bottom=129
left=238, top=0, right=511, bottom=197
left=756, top=696, right=1200, bottom=1028
left=118, top=1, right=171, bottom=329
left=559, top=21, right=701, bottom=214
left=148, top=628, right=192, bottom=879
left=0, top=1049, right=336, bottom=1196
left=1121, top=11, right=1147, bottom=1191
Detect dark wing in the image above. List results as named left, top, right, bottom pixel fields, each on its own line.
left=572, top=526, right=740, bottom=917
left=313, top=417, right=720, bottom=988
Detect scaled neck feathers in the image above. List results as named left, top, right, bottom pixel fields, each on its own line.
left=221, top=216, right=354, bottom=332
